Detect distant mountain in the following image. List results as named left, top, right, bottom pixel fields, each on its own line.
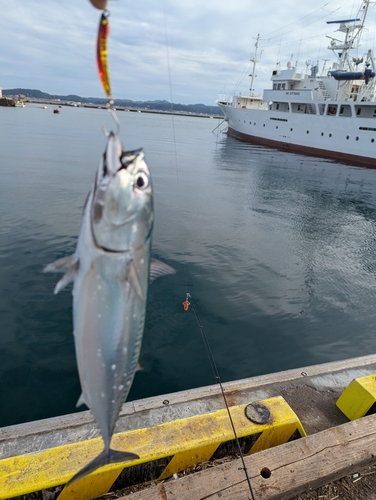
left=2, top=89, right=223, bottom=115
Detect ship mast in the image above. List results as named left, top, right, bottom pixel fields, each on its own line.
left=326, top=0, right=370, bottom=70
left=249, top=34, right=261, bottom=97
left=326, top=0, right=376, bottom=100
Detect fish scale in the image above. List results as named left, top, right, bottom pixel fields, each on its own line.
left=44, top=132, right=175, bottom=484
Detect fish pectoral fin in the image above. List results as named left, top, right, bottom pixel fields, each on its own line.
left=149, top=259, right=176, bottom=283
left=126, top=261, right=145, bottom=303
left=53, top=260, right=80, bottom=294
left=76, top=392, right=88, bottom=408
left=44, top=254, right=77, bottom=273
left=67, top=448, right=139, bottom=486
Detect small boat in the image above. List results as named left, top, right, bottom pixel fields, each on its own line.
left=14, top=101, right=25, bottom=108
left=53, top=108, right=60, bottom=114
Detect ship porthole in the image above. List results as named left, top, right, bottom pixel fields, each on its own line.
left=290, top=128, right=293, bottom=131
left=346, top=135, right=350, bottom=140
left=372, top=138, right=375, bottom=143
left=306, top=130, right=309, bottom=134
left=329, top=133, right=332, bottom=138
left=321, top=132, right=324, bottom=136
left=356, top=136, right=359, bottom=141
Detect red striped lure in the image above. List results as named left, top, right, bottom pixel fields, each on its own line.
left=97, top=10, right=112, bottom=103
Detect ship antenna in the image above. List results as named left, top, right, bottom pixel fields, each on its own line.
left=249, top=34, right=262, bottom=97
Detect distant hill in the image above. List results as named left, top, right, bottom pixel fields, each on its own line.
left=2, top=89, right=223, bottom=115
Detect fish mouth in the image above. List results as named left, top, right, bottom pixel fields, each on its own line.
left=106, top=212, right=137, bottom=227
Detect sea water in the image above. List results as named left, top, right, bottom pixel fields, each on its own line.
left=1, top=105, right=376, bottom=426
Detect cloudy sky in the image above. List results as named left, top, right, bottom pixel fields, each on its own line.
left=1, top=0, right=376, bottom=105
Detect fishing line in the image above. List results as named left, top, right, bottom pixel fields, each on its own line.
left=186, top=291, right=256, bottom=500
left=160, top=5, right=255, bottom=497
left=162, top=0, right=180, bottom=186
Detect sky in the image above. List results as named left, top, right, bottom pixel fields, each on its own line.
left=1, top=0, right=376, bottom=105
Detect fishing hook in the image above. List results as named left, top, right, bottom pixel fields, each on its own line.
left=102, top=103, right=121, bottom=136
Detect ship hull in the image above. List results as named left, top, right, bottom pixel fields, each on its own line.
left=219, top=104, right=376, bottom=168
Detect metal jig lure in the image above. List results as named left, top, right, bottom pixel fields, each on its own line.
left=96, top=9, right=120, bottom=135
left=97, top=10, right=112, bottom=103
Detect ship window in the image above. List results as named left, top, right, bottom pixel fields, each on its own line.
left=282, top=83, right=286, bottom=90
left=277, top=83, right=281, bottom=90
left=276, top=103, right=280, bottom=110
left=346, top=135, right=350, bottom=140
left=263, top=124, right=265, bottom=127
left=254, top=122, right=256, bottom=125
left=327, top=105, right=337, bottom=116
left=372, top=138, right=375, bottom=143
left=272, top=70, right=278, bottom=76
left=290, top=128, right=293, bottom=131
left=306, top=130, right=309, bottom=134
left=329, top=133, right=332, bottom=137
left=357, top=108, right=361, bottom=116
left=273, top=84, right=277, bottom=90
left=321, top=132, right=324, bottom=136
left=276, top=126, right=278, bottom=129
left=356, top=136, right=359, bottom=141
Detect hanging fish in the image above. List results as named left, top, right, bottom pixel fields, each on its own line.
left=97, top=10, right=112, bottom=100
left=45, top=133, right=175, bottom=483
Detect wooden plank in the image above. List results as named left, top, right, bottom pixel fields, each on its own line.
left=123, top=414, right=376, bottom=500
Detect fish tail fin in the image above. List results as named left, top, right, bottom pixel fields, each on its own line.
left=67, top=447, right=139, bottom=485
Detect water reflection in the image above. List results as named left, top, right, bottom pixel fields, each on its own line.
left=2, top=109, right=376, bottom=426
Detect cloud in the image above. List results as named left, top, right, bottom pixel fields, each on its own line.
left=1, top=0, right=375, bottom=104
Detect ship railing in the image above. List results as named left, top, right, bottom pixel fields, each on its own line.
left=216, top=94, right=233, bottom=105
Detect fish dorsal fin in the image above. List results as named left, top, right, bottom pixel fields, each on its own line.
left=53, top=260, right=80, bottom=294
left=127, top=261, right=144, bottom=303
left=149, top=259, right=176, bottom=283
left=43, top=254, right=77, bottom=273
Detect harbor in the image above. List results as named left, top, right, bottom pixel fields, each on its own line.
left=2, top=354, right=376, bottom=499
left=3, top=0, right=376, bottom=495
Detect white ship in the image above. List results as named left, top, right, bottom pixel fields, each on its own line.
left=217, top=0, right=376, bottom=167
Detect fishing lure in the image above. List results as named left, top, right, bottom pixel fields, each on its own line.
left=182, top=293, right=191, bottom=311
left=97, top=10, right=112, bottom=103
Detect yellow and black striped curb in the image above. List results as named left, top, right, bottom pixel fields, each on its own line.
left=336, top=374, right=376, bottom=420
left=0, top=396, right=305, bottom=500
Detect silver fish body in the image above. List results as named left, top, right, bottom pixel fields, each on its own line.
left=45, top=132, right=174, bottom=483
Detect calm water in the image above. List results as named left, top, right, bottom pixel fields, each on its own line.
left=1, top=105, right=376, bottom=427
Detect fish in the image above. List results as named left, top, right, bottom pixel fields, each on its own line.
left=44, top=132, right=175, bottom=484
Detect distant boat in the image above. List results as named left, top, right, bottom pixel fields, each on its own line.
left=14, top=101, right=25, bottom=108
left=217, top=0, right=376, bottom=168
left=53, top=108, right=60, bottom=114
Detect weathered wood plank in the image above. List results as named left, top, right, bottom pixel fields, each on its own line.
left=123, top=414, right=376, bottom=500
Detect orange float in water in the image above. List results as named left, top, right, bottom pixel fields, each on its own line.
left=182, top=300, right=190, bottom=311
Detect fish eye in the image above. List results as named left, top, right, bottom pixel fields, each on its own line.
left=134, top=171, right=149, bottom=190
